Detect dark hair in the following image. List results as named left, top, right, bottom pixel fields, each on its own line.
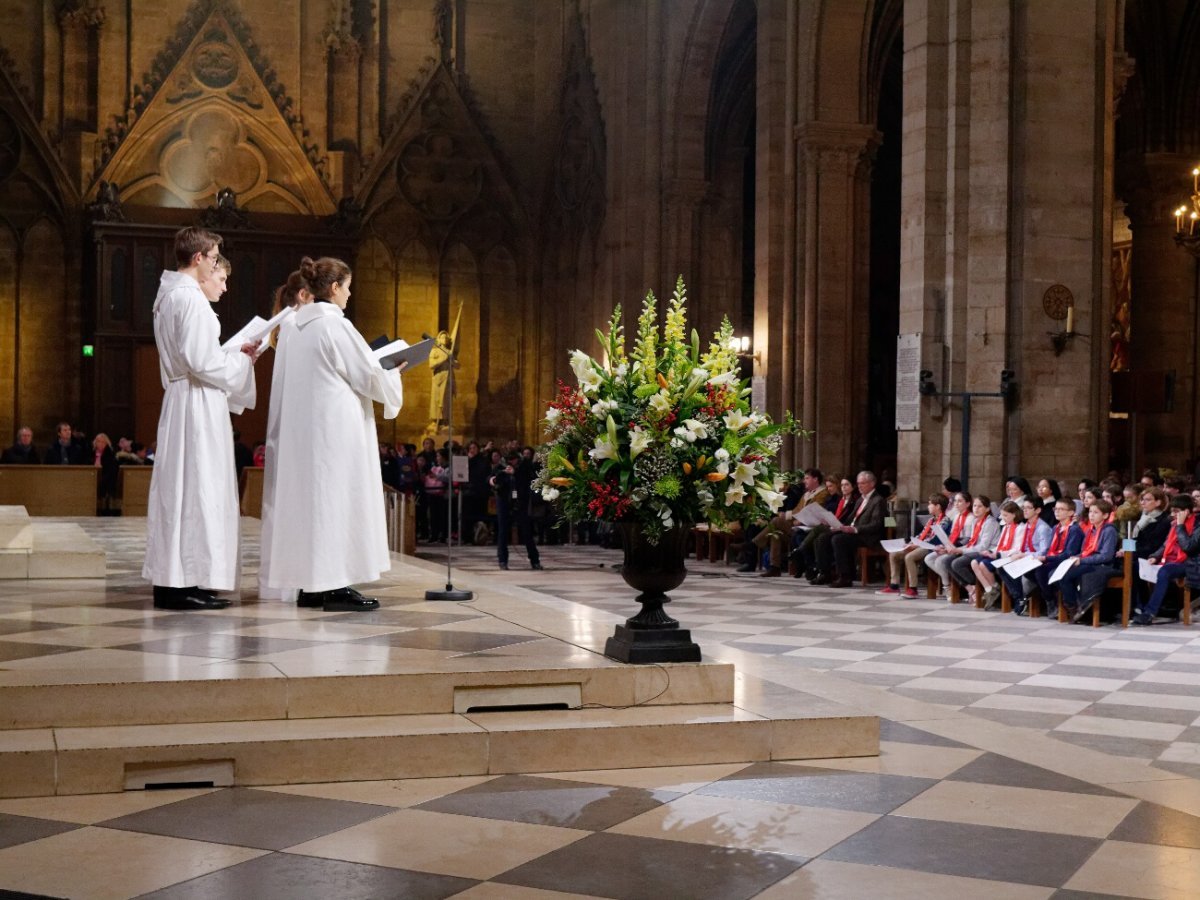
left=1091, top=498, right=1113, bottom=516
left=1038, top=477, right=1063, bottom=501
left=299, top=256, right=352, bottom=300
left=927, top=494, right=948, bottom=509
left=804, top=467, right=824, bottom=482
left=955, top=490, right=973, bottom=507
left=974, top=494, right=992, bottom=511
left=272, top=270, right=307, bottom=313
left=1023, top=495, right=1044, bottom=510
left=1078, top=477, right=1098, bottom=490
left=1005, top=476, right=1032, bottom=497
left=943, top=477, right=962, bottom=493
left=174, top=227, right=221, bottom=267
left=1169, top=494, right=1193, bottom=511
left=999, top=500, right=1021, bottom=518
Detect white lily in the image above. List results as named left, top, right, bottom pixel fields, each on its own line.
left=578, top=368, right=602, bottom=394
left=756, top=485, right=785, bottom=513
left=649, top=390, right=672, bottom=415
left=629, top=427, right=653, bottom=459
left=681, top=418, right=709, bottom=440
left=541, top=486, right=561, bottom=501
left=569, top=349, right=593, bottom=381
left=708, top=371, right=738, bottom=385
left=731, top=459, right=758, bottom=486
left=589, top=433, right=619, bottom=462
left=724, top=484, right=747, bottom=506
left=591, top=398, right=618, bottom=418
left=545, top=407, right=561, bottom=426
left=723, top=409, right=752, bottom=431
left=715, top=448, right=730, bottom=462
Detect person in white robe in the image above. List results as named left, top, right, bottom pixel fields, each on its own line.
left=142, top=228, right=256, bottom=610
left=261, top=257, right=403, bottom=611
left=257, top=271, right=311, bottom=601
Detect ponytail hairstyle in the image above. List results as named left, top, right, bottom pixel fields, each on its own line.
left=299, top=256, right=352, bottom=301
left=269, top=270, right=308, bottom=347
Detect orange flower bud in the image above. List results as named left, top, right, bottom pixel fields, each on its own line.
left=697, top=455, right=707, bottom=468
left=683, top=462, right=692, bottom=475
left=656, top=372, right=668, bottom=389
left=550, top=476, right=572, bottom=486
left=705, top=471, right=726, bottom=482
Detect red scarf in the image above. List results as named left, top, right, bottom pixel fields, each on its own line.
left=919, top=514, right=944, bottom=541
left=1048, top=523, right=1070, bottom=556
left=1163, top=516, right=1196, bottom=564
left=964, top=516, right=987, bottom=548
left=996, top=522, right=1018, bottom=553
left=948, top=513, right=968, bottom=544
left=1021, top=521, right=1038, bottom=553
left=835, top=496, right=848, bottom=518
left=1081, top=525, right=1103, bottom=558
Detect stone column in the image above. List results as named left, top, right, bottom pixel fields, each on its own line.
left=1123, top=152, right=1200, bottom=466
left=326, top=35, right=361, bottom=178
left=796, top=122, right=879, bottom=475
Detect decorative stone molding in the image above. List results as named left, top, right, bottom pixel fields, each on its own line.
left=795, top=121, right=881, bottom=174
left=99, top=2, right=324, bottom=187
left=56, top=1, right=106, bottom=30
left=85, top=179, right=125, bottom=221
left=548, top=10, right=606, bottom=236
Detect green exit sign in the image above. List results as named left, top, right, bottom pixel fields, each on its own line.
left=82, top=345, right=94, bottom=357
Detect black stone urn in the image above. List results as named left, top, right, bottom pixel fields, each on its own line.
left=604, top=523, right=702, bottom=663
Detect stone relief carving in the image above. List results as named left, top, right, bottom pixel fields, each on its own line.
left=396, top=130, right=482, bottom=221
left=200, top=186, right=252, bottom=229
left=85, top=179, right=126, bottom=221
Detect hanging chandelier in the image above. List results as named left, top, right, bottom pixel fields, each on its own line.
left=1174, top=165, right=1200, bottom=256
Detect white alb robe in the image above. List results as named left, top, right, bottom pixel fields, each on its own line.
left=261, top=302, right=402, bottom=592
left=142, top=270, right=255, bottom=590
left=257, top=314, right=298, bottom=601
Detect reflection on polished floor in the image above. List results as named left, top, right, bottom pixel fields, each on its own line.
left=1, top=521, right=1200, bottom=897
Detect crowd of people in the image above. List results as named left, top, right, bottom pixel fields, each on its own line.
left=737, top=468, right=1200, bottom=628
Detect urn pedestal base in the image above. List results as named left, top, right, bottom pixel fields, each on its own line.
left=604, top=623, right=702, bottom=663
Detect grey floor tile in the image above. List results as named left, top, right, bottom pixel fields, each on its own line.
left=0, top=640, right=83, bottom=663
left=696, top=761, right=935, bottom=814
left=946, top=753, right=1124, bottom=797
left=1152, top=759, right=1200, bottom=780
left=1077, top=702, right=1199, bottom=726
left=351, top=630, right=539, bottom=653
left=111, top=635, right=322, bottom=659
left=0, top=813, right=81, bottom=851
left=1107, top=800, right=1200, bottom=849
left=1050, top=731, right=1170, bottom=761
left=415, top=775, right=677, bottom=831
left=822, top=816, right=1101, bottom=887
left=319, top=609, right=482, bottom=628
left=966, top=707, right=1073, bottom=731
left=878, top=720, right=973, bottom=748
left=135, top=851, right=476, bottom=900
left=494, top=831, right=803, bottom=900
left=101, top=788, right=394, bottom=850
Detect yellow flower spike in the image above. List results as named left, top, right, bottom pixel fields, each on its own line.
left=562, top=458, right=575, bottom=471
left=683, top=462, right=692, bottom=475
left=550, top=477, right=572, bottom=486
left=656, top=372, right=668, bottom=389
left=706, top=471, right=727, bottom=482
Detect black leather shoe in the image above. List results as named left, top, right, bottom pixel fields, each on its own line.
left=498, top=562, right=509, bottom=570
left=1070, top=597, right=1095, bottom=624
left=830, top=579, right=852, bottom=589
left=297, top=590, right=325, bottom=608
left=531, top=562, right=544, bottom=570
left=153, top=585, right=230, bottom=610
left=1131, top=612, right=1153, bottom=626
left=810, top=573, right=830, bottom=585
left=322, top=587, right=379, bottom=612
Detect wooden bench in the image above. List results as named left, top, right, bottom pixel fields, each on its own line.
left=1172, top=579, right=1195, bottom=626
left=0, top=465, right=99, bottom=516
left=240, top=466, right=264, bottom=518
left=119, top=466, right=152, bottom=517
left=1055, top=551, right=1133, bottom=628
left=690, top=524, right=732, bottom=564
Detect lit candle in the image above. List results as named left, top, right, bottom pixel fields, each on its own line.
left=1179, top=207, right=1186, bottom=233
left=1065, top=306, right=1075, bottom=335
left=1193, top=167, right=1199, bottom=193
left=1193, top=212, right=1198, bottom=236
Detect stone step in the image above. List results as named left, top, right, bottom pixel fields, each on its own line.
left=0, top=520, right=107, bottom=580
left=0, top=505, right=33, bottom=550
left=1, top=702, right=878, bottom=797
left=0, top=660, right=736, bottom=730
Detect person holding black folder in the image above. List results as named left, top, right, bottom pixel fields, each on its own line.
left=259, top=256, right=404, bottom=611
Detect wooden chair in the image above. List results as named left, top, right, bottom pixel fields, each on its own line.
left=1056, top=551, right=1132, bottom=627
left=926, top=570, right=942, bottom=599
left=999, top=579, right=1042, bottom=617
left=858, top=545, right=888, bottom=585
left=1173, top=578, right=1195, bottom=626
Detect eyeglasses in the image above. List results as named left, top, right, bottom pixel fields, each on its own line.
left=204, top=251, right=220, bottom=262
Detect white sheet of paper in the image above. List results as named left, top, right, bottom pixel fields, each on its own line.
left=222, top=306, right=295, bottom=352
left=1004, top=556, right=1043, bottom=579
left=795, top=504, right=842, bottom=528
left=371, top=337, right=410, bottom=359
left=990, top=555, right=1014, bottom=568
left=1139, top=558, right=1163, bottom=584
left=1048, top=557, right=1076, bottom=584
left=931, top=522, right=952, bottom=547
left=912, top=539, right=936, bottom=550
left=880, top=538, right=908, bottom=554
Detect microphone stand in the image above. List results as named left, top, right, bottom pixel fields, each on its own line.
left=426, top=335, right=472, bottom=602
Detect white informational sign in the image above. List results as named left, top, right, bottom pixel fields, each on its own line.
left=751, top=375, right=766, bottom=415
left=450, top=455, right=469, bottom=483
left=895, top=332, right=921, bottom=431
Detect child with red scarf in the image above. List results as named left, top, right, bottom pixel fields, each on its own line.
left=1134, top=494, right=1197, bottom=626
left=879, top=494, right=949, bottom=598
left=1057, top=499, right=1119, bottom=623
left=1031, top=497, right=1085, bottom=616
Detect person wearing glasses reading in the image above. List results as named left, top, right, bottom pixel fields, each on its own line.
left=142, top=228, right=257, bottom=610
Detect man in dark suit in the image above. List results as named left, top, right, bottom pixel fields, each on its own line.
left=824, top=470, right=887, bottom=588
left=1, top=426, right=39, bottom=464
left=42, top=421, right=85, bottom=465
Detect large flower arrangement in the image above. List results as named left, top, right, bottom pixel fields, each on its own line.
left=536, top=278, right=798, bottom=544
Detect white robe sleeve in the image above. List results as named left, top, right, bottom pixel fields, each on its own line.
left=328, top=319, right=404, bottom=419
left=174, top=296, right=256, bottom=411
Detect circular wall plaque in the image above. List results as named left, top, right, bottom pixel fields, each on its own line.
left=1042, top=283, right=1073, bottom=320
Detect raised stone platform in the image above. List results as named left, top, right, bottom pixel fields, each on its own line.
left=0, top=507, right=106, bottom=580
left=0, top=517, right=878, bottom=798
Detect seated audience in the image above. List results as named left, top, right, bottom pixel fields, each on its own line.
left=1, top=426, right=38, bottom=464
left=1035, top=477, right=1062, bottom=526
left=752, top=468, right=827, bottom=577
left=800, top=474, right=856, bottom=582
left=43, top=421, right=85, bottom=465
left=946, top=495, right=999, bottom=594
left=879, top=493, right=948, bottom=597
left=971, top=499, right=1023, bottom=609
left=1135, top=494, right=1197, bottom=626
left=1057, top=499, right=1119, bottom=623
left=927, top=492, right=975, bottom=593
left=822, top=471, right=888, bottom=589
left=999, top=495, right=1053, bottom=615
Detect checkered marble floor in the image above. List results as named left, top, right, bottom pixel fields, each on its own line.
left=2, top=524, right=1200, bottom=897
